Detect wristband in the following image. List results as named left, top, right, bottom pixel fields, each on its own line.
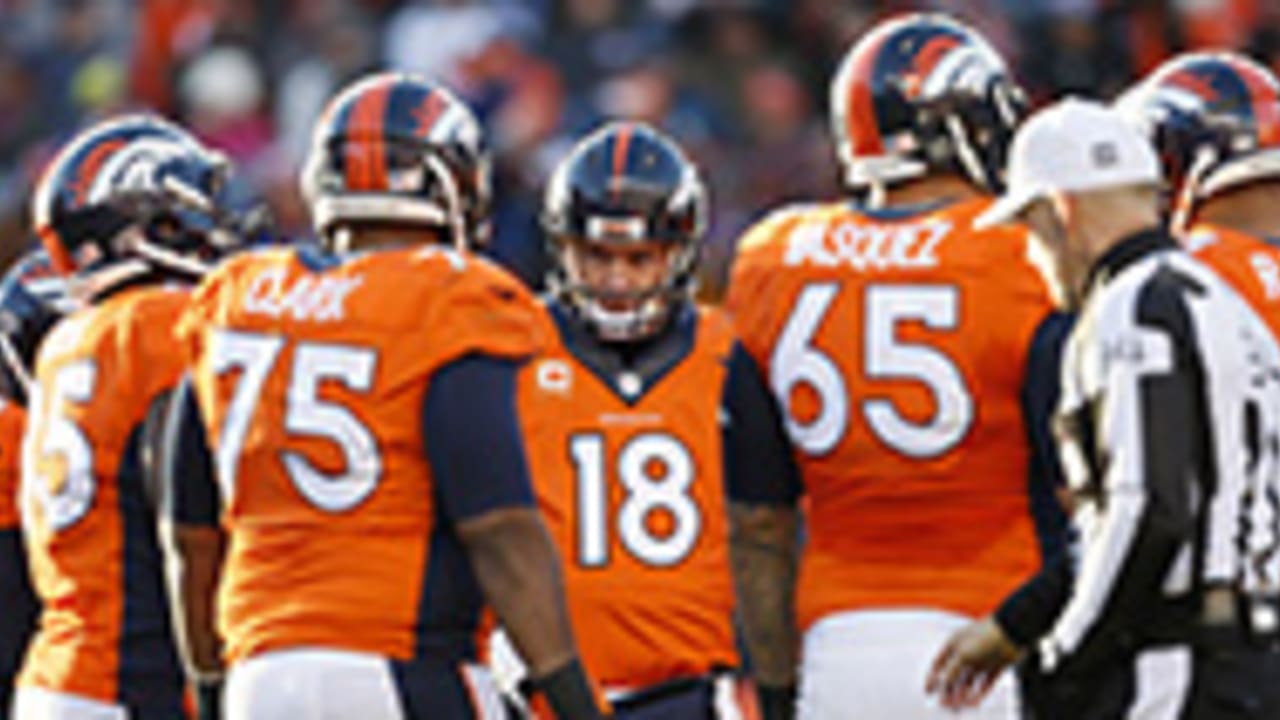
left=195, top=677, right=223, bottom=720
left=532, top=658, right=605, bottom=720
left=758, top=682, right=797, bottom=720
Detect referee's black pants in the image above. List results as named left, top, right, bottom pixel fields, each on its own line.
left=1019, top=637, right=1280, bottom=719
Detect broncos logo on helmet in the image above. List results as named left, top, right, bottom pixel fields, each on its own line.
left=829, top=13, right=1025, bottom=196
left=300, top=72, right=491, bottom=251
left=1115, top=51, right=1280, bottom=219
left=32, top=113, right=239, bottom=293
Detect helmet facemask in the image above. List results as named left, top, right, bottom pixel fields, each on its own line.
left=549, top=228, right=698, bottom=343
left=33, top=115, right=244, bottom=293
left=109, top=155, right=240, bottom=281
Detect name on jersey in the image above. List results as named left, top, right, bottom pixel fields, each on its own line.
left=783, top=218, right=948, bottom=270
left=242, top=266, right=363, bottom=322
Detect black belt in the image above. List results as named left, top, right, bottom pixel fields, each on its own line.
left=520, top=668, right=732, bottom=712
left=610, top=673, right=715, bottom=710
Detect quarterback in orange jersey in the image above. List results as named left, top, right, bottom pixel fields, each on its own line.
left=725, top=14, right=1061, bottom=720
left=159, top=73, right=605, bottom=720
left=500, top=122, right=796, bottom=719
left=0, top=249, right=67, bottom=715
left=15, top=113, right=242, bottom=720
left=1116, top=52, right=1280, bottom=339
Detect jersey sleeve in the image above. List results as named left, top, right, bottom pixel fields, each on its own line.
left=0, top=401, right=24, bottom=530
left=174, top=253, right=249, bottom=364
left=159, top=375, right=220, bottom=528
left=1022, top=311, right=1073, bottom=564
left=725, top=206, right=805, bottom=363
left=123, top=288, right=194, bottom=403
left=414, top=254, right=551, bottom=373
left=984, top=226, right=1056, bottom=367
left=174, top=278, right=218, bottom=365
left=723, top=341, right=802, bottom=506
left=995, top=553, right=1073, bottom=647
left=421, top=354, right=535, bottom=522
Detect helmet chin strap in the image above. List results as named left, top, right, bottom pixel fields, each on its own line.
left=579, top=295, right=669, bottom=343
left=945, top=112, right=990, bottom=191
left=312, top=155, right=469, bottom=252
left=71, top=224, right=210, bottom=302
left=422, top=153, right=469, bottom=251
left=1171, top=144, right=1218, bottom=235
left=131, top=237, right=211, bottom=279
left=68, top=258, right=151, bottom=303
left=0, top=333, right=32, bottom=400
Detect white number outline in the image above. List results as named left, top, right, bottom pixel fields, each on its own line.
left=772, top=282, right=974, bottom=459
left=770, top=283, right=848, bottom=455
left=210, top=330, right=283, bottom=501
left=281, top=342, right=382, bottom=512
left=862, top=284, right=974, bottom=458
left=569, top=431, right=702, bottom=568
left=569, top=432, right=609, bottom=568
left=209, top=329, right=382, bottom=512
left=23, top=360, right=97, bottom=532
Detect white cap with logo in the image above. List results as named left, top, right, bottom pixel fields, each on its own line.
left=974, top=97, right=1162, bottom=229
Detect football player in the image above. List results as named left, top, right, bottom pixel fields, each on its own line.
left=497, top=121, right=797, bottom=718
left=159, top=72, right=605, bottom=720
left=725, top=14, right=1060, bottom=719
left=1115, top=51, right=1280, bottom=340
left=16, top=114, right=240, bottom=719
left=0, top=249, right=66, bottom=716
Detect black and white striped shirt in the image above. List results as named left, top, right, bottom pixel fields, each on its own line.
left=996, top=229, right=1280, bottom=678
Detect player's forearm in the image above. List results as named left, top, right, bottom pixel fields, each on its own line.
left=994, top=553, right=1072, bottom=647
left=459, top=507, right=580, bottom=677
left=730, top=502, right=800, bottom=686
left=161, top=521, right=226, bottom=677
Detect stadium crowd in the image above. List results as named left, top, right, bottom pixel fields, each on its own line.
left=2, top=0, right=1280, bottom=293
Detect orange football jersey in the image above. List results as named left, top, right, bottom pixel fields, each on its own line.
left=19, top=285, right=188, bottom=708
left=178, top=245, right=548, bottom=665
left=516, top=305, right=739, bottom=691
left=0, top=399, right=23, bottom=530
left=727, top=198, right=1053, bottom=631
left=1185, top=223, right=1280, bottom=342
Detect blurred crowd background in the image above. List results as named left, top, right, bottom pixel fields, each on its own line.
left=1, top=0, right=1279, bottom=296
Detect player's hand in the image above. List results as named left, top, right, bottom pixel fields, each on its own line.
left=924, top=616, right=1021, bottom=711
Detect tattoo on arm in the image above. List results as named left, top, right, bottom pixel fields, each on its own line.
left=730, top=502, right=800, bottom=686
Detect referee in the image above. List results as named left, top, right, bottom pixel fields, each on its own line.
left=925, top=98, right=1280, bottom=718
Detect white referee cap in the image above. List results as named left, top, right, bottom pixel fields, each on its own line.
left=976, top=97, right=1162, bottom=229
